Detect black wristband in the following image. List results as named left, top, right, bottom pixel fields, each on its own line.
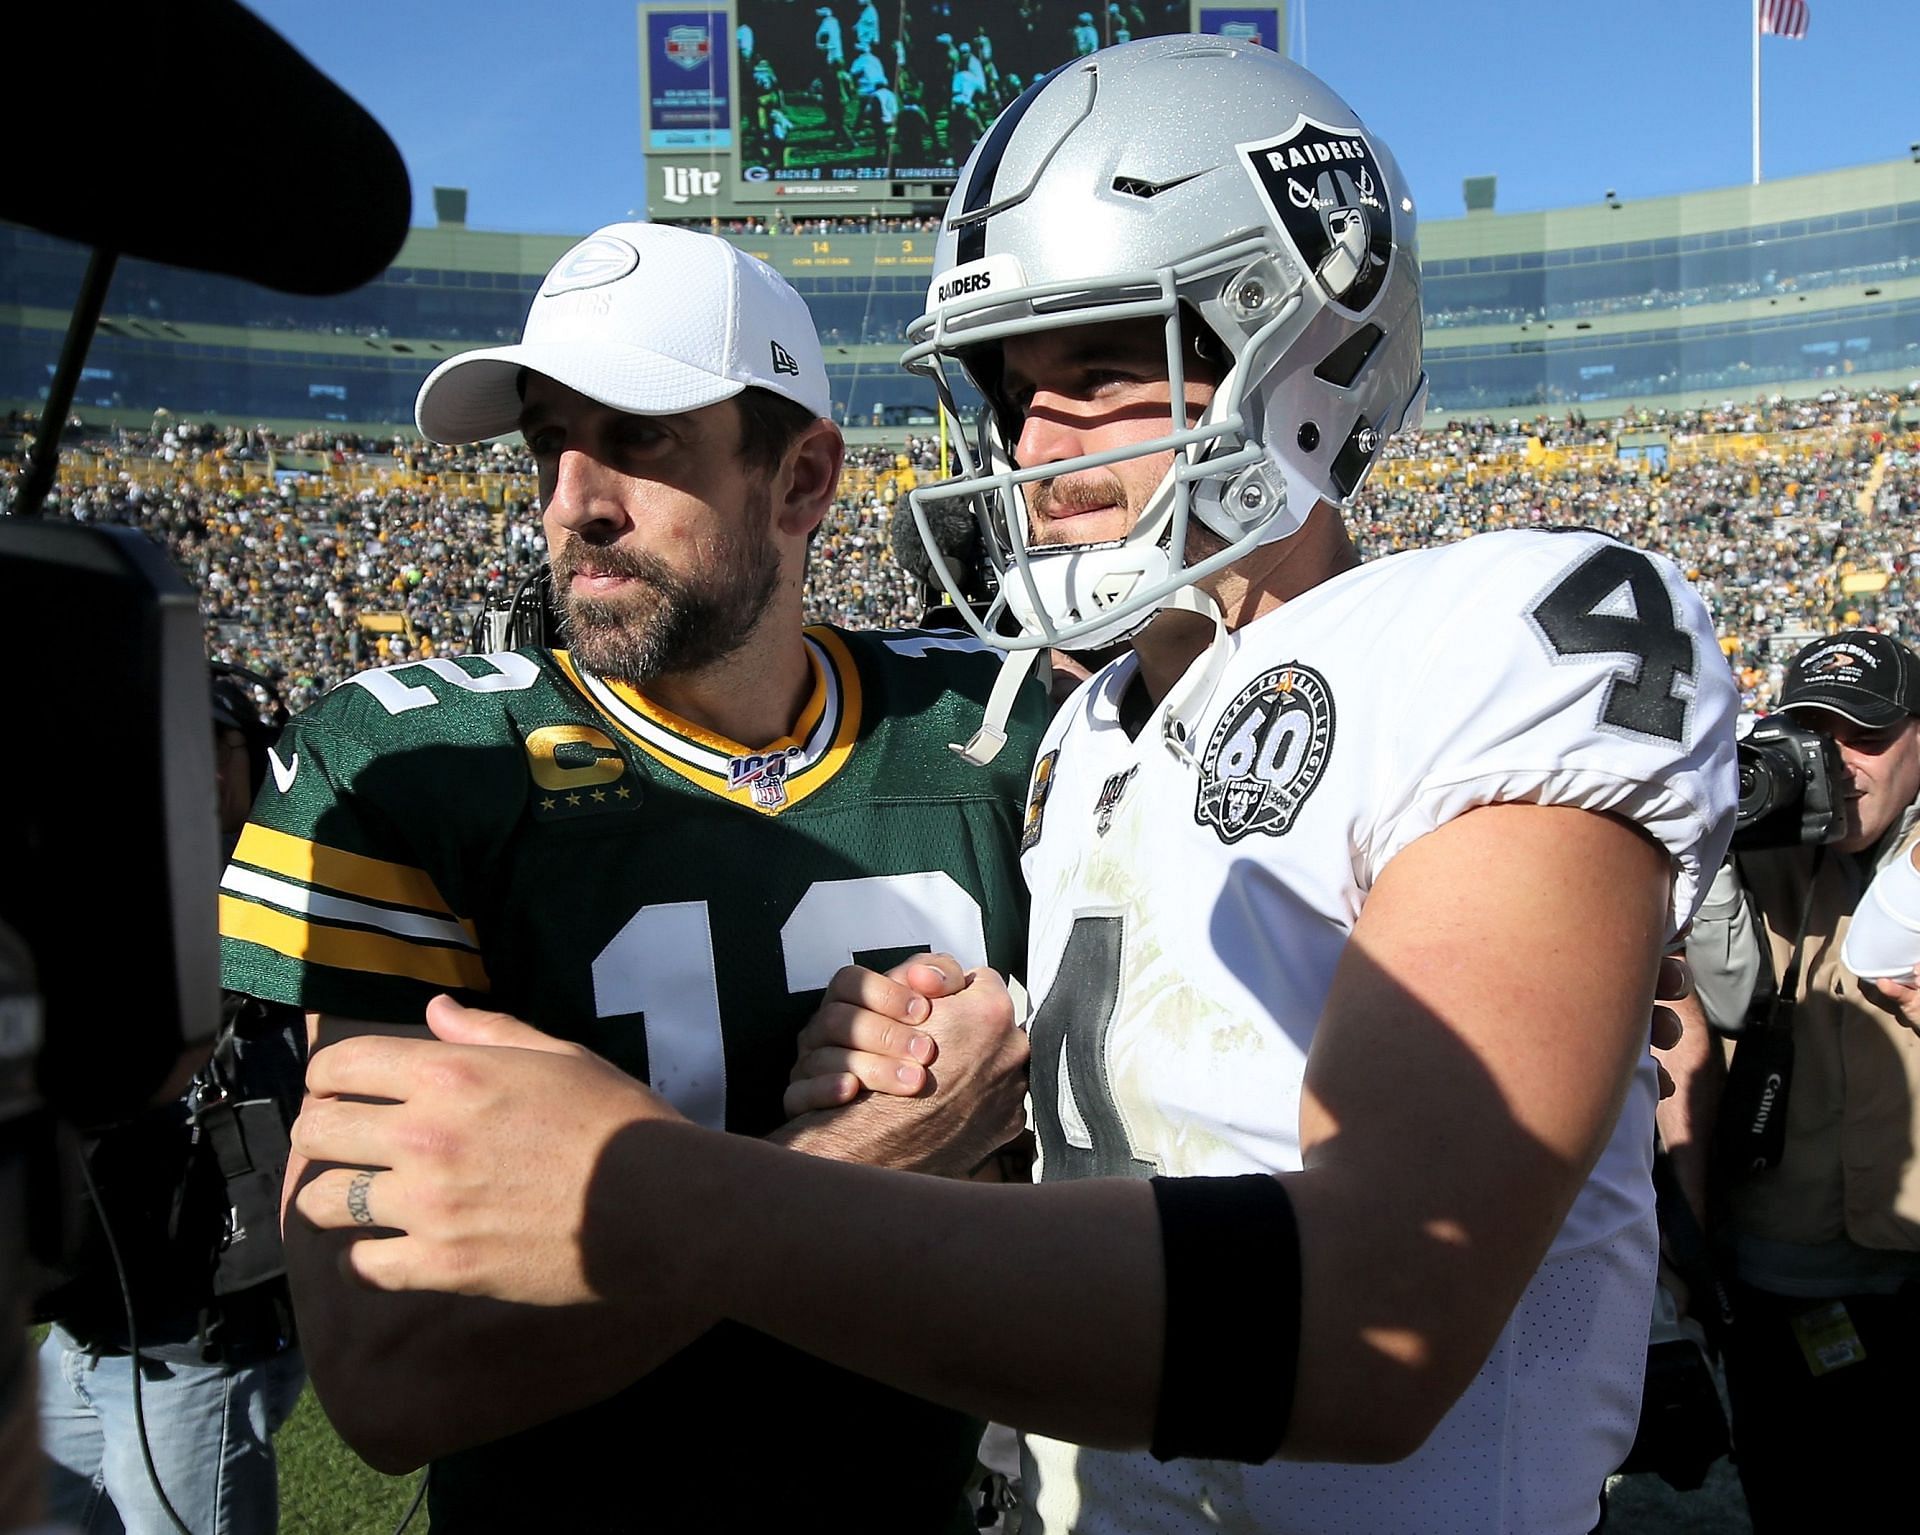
left=1148, top=1173, right=1300, bottom=1464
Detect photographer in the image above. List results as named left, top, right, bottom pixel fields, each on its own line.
left=1684, top=629, right=1920, bottom=1532
left=34, top=670, right=307, bottom=1534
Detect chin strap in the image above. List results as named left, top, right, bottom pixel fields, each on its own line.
left=952, top=587, right=1231, bottom=770
left=952, top=646, right=1047, bottom=766
left=1159, top=587, right=1231, bottom=770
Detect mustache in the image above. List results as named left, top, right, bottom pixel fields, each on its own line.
left=549, top=535, right=668, bottom=586
left=1025, top=471, right=1129, bottom=524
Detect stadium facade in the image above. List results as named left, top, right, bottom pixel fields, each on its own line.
left=4, top=157, right=1916, bottom=435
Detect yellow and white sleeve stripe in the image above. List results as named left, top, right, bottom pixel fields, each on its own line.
left=219, top=823, right=489, bottom=992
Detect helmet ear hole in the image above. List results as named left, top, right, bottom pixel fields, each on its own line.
left=1314, top=324, right=1383, bottom=388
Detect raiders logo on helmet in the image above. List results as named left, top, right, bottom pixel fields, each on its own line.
left=1238, top=117, right=1395, bottom=316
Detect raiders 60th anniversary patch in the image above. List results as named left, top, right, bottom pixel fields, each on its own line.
left=1237, top=116, right=1394, bottom=316
left=1194, top=664, right=1335, bottom=842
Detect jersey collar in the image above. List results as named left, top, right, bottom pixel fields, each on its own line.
left=552, top=627, right=863, bottom=814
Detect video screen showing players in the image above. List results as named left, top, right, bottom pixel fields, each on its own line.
left=736, top=0, right=1192, bottom=185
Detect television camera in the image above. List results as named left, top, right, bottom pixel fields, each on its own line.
left=1, top=3, right=409, bottom=1520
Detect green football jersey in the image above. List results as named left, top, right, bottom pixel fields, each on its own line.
left=221, top=624, right=1037, bottom=1137
left=219, top=624, right=1043, bottom=1532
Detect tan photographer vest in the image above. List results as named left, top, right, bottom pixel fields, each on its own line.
left=1730, top=823, right=1920, bottom=1255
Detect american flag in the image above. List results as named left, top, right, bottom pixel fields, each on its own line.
left=1759, top=0, right=1809, bottom=39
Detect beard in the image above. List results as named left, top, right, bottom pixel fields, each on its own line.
left=549, top=492, right=782, bottom=687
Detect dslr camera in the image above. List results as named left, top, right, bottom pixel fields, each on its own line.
left=1730, top=715, right=1846, bottom=851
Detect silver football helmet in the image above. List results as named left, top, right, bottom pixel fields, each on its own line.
left=902, top=35, right=1428, bottom=658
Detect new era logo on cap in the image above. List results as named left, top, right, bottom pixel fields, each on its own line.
left=413, top=222, right=831, bottom=442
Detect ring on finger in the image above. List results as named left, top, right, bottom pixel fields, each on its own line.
left=346, top=1169, right=377, bottom=1227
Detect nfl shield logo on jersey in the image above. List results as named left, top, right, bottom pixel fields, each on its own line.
left=729, top=746, right=803, bottom=809
left=1194, top=664, right=1335, bottom=843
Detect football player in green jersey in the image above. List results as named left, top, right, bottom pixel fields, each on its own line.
left=220, top=222, right=1045, bottom=1532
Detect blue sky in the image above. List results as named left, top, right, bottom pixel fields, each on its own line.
left=251, top=1, right=1917, bottom=234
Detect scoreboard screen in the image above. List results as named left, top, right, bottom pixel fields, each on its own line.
left=735, top=0, right=1194, bottom=189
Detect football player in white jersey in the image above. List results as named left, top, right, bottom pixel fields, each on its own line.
left=288, top=36, right=1740, bottom=1535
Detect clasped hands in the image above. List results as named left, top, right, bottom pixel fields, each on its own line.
left=287, top=954, right=1024, bottom=1303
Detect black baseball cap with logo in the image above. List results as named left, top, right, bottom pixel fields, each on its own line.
left=1779, top=630, right=1920, bottom=729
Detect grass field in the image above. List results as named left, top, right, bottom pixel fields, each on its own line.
left=26, top=1358, right=1755, bottom=1532
left=277, top=1387, right=421, bottom=1535
left=265, top=1384, right=1758, bottom=1535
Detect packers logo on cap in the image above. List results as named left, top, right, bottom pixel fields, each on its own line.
left=543, top=235, right=640, bottom=297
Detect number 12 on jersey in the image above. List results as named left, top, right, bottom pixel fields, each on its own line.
left=590, top=871, right=986, bottom=1128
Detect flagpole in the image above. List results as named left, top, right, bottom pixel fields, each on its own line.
left=1752, top=0, right=1762, bottom=184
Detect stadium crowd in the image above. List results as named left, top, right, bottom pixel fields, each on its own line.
left=6, top=389, right=1917, bottom=718
left=1422, top=253, right=1920, bottom=330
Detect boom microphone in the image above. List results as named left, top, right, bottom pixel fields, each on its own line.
left=9, top=0, right=411, bottom=296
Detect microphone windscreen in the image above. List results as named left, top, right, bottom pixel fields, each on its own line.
left=890, top=495, right=983, bottom=594
left=8, top=0, right=411, bottom=296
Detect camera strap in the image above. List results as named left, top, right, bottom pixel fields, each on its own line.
left=1717, top=845, right=1825, bottom=1178
left=1766, top=843, right=1825, bottom=1032
left=190, top=1000, right=299, bottom=1300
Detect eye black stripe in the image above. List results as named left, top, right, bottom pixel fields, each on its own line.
left=954, top=70, right=1057, bottom=266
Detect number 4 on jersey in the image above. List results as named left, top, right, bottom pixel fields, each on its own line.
left=1027, top=915, right=1156, bottom=1180
left=1530, top=543, right=1695, bottom=744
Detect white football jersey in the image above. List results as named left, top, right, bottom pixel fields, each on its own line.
left=1017, top=529, right=1738, bottom=1535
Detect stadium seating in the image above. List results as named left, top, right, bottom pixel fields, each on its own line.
left=6, top=391, right=1916, bottom=720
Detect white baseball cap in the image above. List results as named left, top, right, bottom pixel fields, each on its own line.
left=414, top=222, right=830, bottom=443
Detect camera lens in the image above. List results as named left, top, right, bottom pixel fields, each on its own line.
left=1736, top=749, right=1784, bottom=827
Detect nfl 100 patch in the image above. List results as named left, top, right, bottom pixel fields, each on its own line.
left=1194, top=663, right=1335, bottom=843
left=1237, top=115, right=1396, bottom=316
left=729, top=745, right=806, bottom=810
left=1093, top=765, right=1138, bottom=837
